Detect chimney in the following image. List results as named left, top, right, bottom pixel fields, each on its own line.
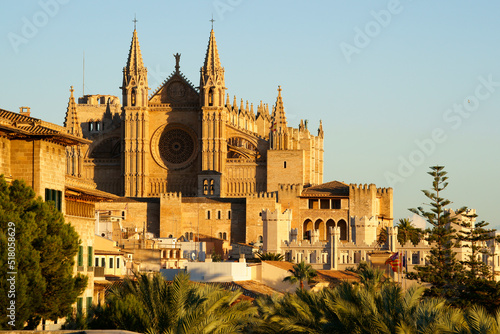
left=19, top=106, right=30, bottom=117
left=239, top=253, right=246, bottom=263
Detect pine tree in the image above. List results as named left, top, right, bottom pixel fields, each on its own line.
left=409, top=166, right=465, bottom=299
left=456, top=210, right=496, bottom=280
left=0, top=176, right=87, bottom=329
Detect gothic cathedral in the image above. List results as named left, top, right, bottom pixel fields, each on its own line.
left=63, top=27, right=392, bottom=245
left=64, top=27, right=324, bottom=200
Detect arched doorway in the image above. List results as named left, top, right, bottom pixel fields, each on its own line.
left=314, top=219, right=325, bottom=240
left=326, top=219, right=335, bottom=240
left=338, top=219, right=347, bottom=241
left=303, top=219, right=313, bottom=240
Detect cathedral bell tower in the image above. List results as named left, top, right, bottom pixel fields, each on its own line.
left=121, top=25, right=150, bottom=197
left=199, top=28, right=227, bottom=196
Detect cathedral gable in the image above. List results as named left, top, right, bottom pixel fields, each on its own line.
left=149, top=73, right=199, bottom=105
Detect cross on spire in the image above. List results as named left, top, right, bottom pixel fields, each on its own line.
left=210, top=14, right=215, bottom=29
left=133, top=14, right=138, bottom=30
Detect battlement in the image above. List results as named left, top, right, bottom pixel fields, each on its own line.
left=278, top=183, right=303, bottom=194
left=350, top=183, right=376, bottom=192
left=78, top=94, right=120, bottom=105
left=160, top=192, right=182, bottom=200
left=262, top=207, right=292, bottom=220
left=376, top=187, right=393, bottom=195
left=249, top=192, right=276, bottom=199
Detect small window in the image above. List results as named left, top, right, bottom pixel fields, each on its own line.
left=77, top=298, right=83, bottom=315
left=117, top=258, right=120, bottom=269
left=210, top=179, right=215, bottom=195
left=217, top=210, right=221, bottom=220
left=223, top=232, right=227, bottom=240
left=203, top=179, right=208, bottom=195
left=332, top=199, right=341, bottom=209
left=219, top=232, right=223, bottom=239
left=77, top=246, right=84, bottom=266
left=87, top=246, right=93, bottom=267
left=320, top=199, right=330, bottom=209
left=228, top=210, right=231, bottom=219
left=284, top=161, right=287, bottom=168
left=86, top=296, right=93, bottom=310
left=45, top=188, right=62, bottom=211
left=95, top=257, right=99, bottom=267
left=109, top=258, right=114, bottom=269
left=207, top=210, right=211, bottom=220
left=308, top=199, right=319, bottom=209
left=101, top=258, right=105, bottom=267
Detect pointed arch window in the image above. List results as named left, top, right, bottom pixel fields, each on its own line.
left=131, top=88, right=137, bottom=106
left=203, top=179, right=208, bottom=195
left=208, top=88, right=214, bottom=106
left=210, top=179, right=215, bottom=195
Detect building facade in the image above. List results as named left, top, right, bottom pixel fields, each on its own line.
left=63, top=27, right=392, bottom=246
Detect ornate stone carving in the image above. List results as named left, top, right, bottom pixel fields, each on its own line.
left=167, top=81, right=186, bottom=101
left=151, top=124, right=198, bottom=170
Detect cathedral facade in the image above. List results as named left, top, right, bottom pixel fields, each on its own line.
left=63, top=27, right=392, bottom=245
left=65, top=28, right=324, bottom=199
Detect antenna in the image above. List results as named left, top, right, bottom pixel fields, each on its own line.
left=83, top=51, right=85, bottom=96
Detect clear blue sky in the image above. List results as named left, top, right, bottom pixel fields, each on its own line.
left=1, top=1, right=499, bottom=228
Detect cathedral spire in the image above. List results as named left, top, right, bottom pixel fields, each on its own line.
left=203, top=29, right=222, bottom=77
left=122, top=26, right=148, bottom=107
left=272, top=85, right=287, bottom=130
left=200, top=28, right=225, bottom=107
left=125, top=29, right=145, bottom=77
left=64, top=86, right=81, bottom=136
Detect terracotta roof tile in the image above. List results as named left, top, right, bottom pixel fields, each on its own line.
left=302, top=181, right=349, bottom=197
left=263, top=260, right=295, bottom=271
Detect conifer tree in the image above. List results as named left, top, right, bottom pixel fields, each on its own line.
left=0, top=176, right=87, bottom=329
left=456, top=210, right=497, bottom=280
left=409, top=165, right=465, bottom=298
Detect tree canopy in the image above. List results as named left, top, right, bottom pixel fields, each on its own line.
left=409, top=166, right=465, bottom=299
left=283, top=261, right=317, bottom=290
left=0, top=176, right=86, bottom=329
left=88, top=272, right=256, bottom=333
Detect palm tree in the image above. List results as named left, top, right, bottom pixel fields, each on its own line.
left=397, top=218, right=423, bottom=246
left=283, top=261, right=317, bottom=290
left=256, top=252, right=284, bottom=261
left=354, top=261, right=389, bottom=292
left=327, top=282, right=463, bottom=334
left=88, top=272, right=256, bottom=333
left=460, top=305, right=500, bottom=334
left=250, top=291, right=325, bottom=334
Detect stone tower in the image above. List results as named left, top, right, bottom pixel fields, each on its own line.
left=122, top=28, right=150, bottom=197
left=199, top=29, right=227, bottom=196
